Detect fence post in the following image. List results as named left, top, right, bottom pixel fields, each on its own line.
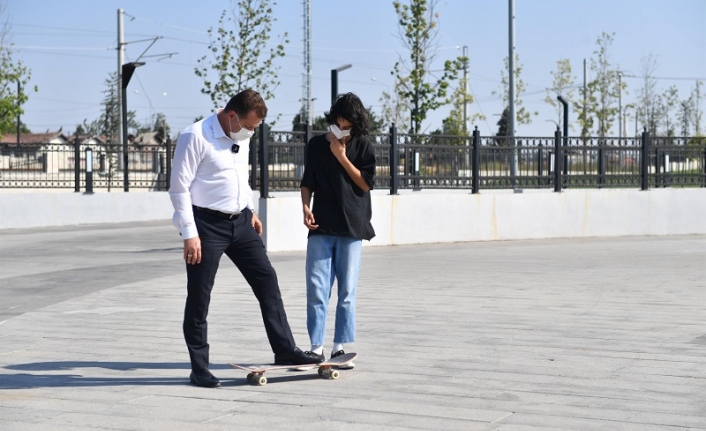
left=640, top=130, right=649, bottom=191
left=655, top=147, right=664, bottom=189
left=259, top=122, right=269, bottom=199
left=413, top=147, right=421, bottom=191
left=598, top=138, right=605, bottom=189
left=702, top=146, right=706, bottom=188
left=74, top=136, right=81, bottom=192
left=165, top=137, right=172, bottom=191
left=84, top=147, right=93, bottom=194
left=151, top=148, right=159, bottom=173
left=554, top=128, right=562, bottom=192
left=304, top=124, right=312, bottom=146
left=472, top=127, right=480, bottom=194
left=250, top=129, right=258, bottom=189
left=389, top=123, right=398, bottom=195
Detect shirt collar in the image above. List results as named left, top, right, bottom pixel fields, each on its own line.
left=209, top=109, right=229, bottom=140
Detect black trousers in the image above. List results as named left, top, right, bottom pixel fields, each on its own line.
left=183, top=208, right=296, bottom=372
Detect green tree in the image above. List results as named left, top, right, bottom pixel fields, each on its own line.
left=440, top=73, right=482, bottom=136
left=379, top=79, right=410, bottom=130
left=636, top=54, right=659, bottom=136
left=195, top=0, right=288, bottom=110
left=292, top=111, right=327, bottom=132
left=545, top=59, right=576, bottom=128
left=391, top=0, right=465, bottom=134
left=493, top=53, right=537, bottom=128
left=367, top=107, right=385, bottom=133
left=659, top=86, right=679, bottom=137
left=691, top=80, right=703, bottom=136
left=151, top=112, right=170, bottom=140
left=87, top=72, right=139, bottom=142
left=494, top=106, right=509, bottom=146
left=586, top=32, right=624, bottom=138
left=0, top=1, right=36, bottom=136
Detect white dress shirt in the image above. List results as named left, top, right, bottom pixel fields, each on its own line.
left=168, top=111, right=254, bottom=239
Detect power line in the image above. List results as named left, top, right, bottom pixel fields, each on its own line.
left=122, top=12, right=207, bottom=35
left=620, top=74, right=705, bottom=81
left=12, top=23, right=114, bottom=35
left=14, top=45, right=113, bottom=51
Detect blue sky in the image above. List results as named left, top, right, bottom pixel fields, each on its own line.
left=5, top=0, right=706, bottom=137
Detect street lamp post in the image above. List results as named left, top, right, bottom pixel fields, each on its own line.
left=16, top=80, right=21, bottom=147
left=331, top=64, right=352, bottom=106
left=121, top=61, right=145, bottom=192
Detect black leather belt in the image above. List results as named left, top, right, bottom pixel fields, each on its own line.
left=193, top=206, right=242, bottom=220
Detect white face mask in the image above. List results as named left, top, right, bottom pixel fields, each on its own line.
left=230, top=115, right=255, bottom=141
left=330, top=124, right=351, bottom=140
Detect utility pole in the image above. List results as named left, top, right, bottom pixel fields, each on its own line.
left=117, top=9, right=125, bottom=182
left=582, top=58, right=587, bottom=140
left=618, top=70, right=622, bottom=140
left=302, top=0, right=312, bottom=125
left=16, top=80, right=20, bottom=146
left=508, top=0, right=517, bottom=180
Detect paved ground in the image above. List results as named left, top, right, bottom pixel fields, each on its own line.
left=0, top=221, right=704, bottom=430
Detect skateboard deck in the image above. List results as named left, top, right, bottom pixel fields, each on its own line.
left=229, top=352, right=357, bottom=386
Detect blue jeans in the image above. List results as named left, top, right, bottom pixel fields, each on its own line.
left=306, top=235, right=362, bottom=346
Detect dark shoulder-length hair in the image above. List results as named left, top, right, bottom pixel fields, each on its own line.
left=324, top=92, right=370, bottom=137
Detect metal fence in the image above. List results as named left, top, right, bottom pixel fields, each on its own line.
left=2, top=128, right=704, bottom=193
left=0, top=140, right=169, bottom=191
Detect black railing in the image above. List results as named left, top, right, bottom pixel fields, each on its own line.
left=0, top=142, right=169, bottom=190
left=2, top=130, right=704, bottom=192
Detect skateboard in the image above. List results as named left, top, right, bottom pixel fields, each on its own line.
left=229, top=352, right=357, bottom=386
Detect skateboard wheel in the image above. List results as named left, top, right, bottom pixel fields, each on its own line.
left=246, top=373, right=256, bottom=383
left=257, top=376, right=267, bottom=386
left=329, top=370, right=340, bottom=380
left=318, top=367, right=325, bottom=376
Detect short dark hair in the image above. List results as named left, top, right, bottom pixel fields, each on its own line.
left=325, top=92, right=370, bottom=137
left=224, top=89, right=268, bottom=119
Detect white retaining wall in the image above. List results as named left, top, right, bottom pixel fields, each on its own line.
left=1, top=188, right=704, bottom=252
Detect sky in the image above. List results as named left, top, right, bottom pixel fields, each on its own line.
left=4, top=0, right=706, bottom=138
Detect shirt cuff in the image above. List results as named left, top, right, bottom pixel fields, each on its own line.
left=181, top=224, right=199, bottom=239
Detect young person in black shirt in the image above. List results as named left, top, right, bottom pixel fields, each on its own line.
left=300, top=93, right=376, bottom=368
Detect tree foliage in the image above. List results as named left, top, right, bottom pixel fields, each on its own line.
left=545, top=59, right=576, bottom=128
left=77, top=72, right=138, bottom=141
left=586, top=32, right=624, bottom=138
left=379, top=79, right=410, bottom=131
left=0, top=1, right=35, bottom=136
left=493, top=53, right=537, bottom=129
left=292, top=111, right=327, bottom=132
left=495, top=106, right=509, bottom=145
left=391, top=0, right=464, bottom=134
left=440, top=65, right=483, bottom=136
left=195, top=0, right=287, bottom=110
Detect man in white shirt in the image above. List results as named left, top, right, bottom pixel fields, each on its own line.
left=169, top=89, right=324, bottom=388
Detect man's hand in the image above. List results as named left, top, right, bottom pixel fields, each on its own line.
left=251, top=211, right=263, bottom=235
left=303, top=208, right=319, bottom=231
left=184, top=237, right=201, bottom=265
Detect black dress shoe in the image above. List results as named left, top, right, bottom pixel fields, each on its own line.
left=189, top=370, right=220, bottom=388
left=274, top=347, right=325, bottom=365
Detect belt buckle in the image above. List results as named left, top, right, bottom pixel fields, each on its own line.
left=229, top=212, right=239, bottom=220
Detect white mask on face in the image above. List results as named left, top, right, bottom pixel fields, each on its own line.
left=330, top=124, right=351, bottom=140
left=230, top=115, right=255, bottom=141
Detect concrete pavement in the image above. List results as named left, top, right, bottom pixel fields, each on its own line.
left=0, top=221, right=704, bottom=430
